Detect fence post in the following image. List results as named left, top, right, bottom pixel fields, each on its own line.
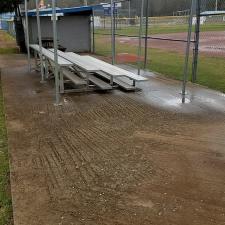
left=192, top=0, right=201, bottom=83
left=138, top=0, right=145, bottom=75
left=181, top=0, right=196, bottom=103
left=92, top=10, right=95, bottom=53
left=111, top=0, right=116, bottom=65
left=144, top=0, right=149, bottom=70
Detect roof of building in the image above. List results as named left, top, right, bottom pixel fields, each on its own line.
left=200, top=10, right=225, bottom=16
left=26, top=5, right=103, bottom=17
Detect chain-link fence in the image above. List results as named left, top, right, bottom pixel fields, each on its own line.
left=0, top=13, right=16, bottom=37
left=93, top=0, right=225, bottom=92
left=1, top=0, right=225, bottom=92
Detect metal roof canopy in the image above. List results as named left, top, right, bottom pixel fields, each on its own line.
left=200, top=10, right=225, bottom=16
left=26, top=5, right=103, bottom=17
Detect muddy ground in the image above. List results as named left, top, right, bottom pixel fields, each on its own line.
left=1, top=54, right=225, bottom=225
left=117, top=31, right=225, bottom=57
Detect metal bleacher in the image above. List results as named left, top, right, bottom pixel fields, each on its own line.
left=30, top=44, right=148, bottom=93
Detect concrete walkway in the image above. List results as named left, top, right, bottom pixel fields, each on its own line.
left=121, top=64, right=225, bottom=114
left=1, top=54, right=225, bottom=225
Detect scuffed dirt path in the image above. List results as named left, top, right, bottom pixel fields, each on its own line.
left=1, top=55, right=225, bottom=225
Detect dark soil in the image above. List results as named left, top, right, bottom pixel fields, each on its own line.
left=1, top=54, right=225, bottom=225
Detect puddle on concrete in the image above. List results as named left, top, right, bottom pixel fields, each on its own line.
left=164, top=97, right=191, bottom=107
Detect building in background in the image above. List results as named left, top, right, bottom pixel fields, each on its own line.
left=26, top=5, right=102, bottom=52
left=0, top=12, right=14, bottom=31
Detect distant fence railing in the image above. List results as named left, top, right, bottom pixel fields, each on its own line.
left=94, top=15, right=225, bottom=28
left=0, top=19, right=16, bottom=37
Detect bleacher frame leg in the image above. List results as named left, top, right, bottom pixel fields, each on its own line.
left=34, top=51, right=38, bottom=71
left=110, top=76, right=113, bottom=86
left=59, top=68, right=65, bottom=94
left=44, top=57, right=49, bottom=79
left=86, top=72, right=90, bottom=89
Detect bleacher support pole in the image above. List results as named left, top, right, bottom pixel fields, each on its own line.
left=52, top=0, right=61, bottom=105
left=25, top=0, right=31, bottom=72
left=35, top=0, right=45, bottom=83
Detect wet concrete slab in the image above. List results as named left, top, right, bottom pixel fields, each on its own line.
left=119, top=64, right=225, bottom=114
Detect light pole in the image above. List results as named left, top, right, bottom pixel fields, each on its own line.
left=215, top=0, right=218, bottom=11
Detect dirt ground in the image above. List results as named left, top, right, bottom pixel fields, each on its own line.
left=117, top=31, right=225, bottom=57
left=1, top=53, right=225, bottom=225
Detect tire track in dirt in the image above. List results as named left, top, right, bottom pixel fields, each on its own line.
left=26, top=95, right=158, bottom=223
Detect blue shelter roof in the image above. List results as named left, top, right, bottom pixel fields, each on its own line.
left=27, top=5, right=103, bottom=17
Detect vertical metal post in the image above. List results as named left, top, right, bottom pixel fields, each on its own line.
left=192, top=0, right=201, bottom=82
left=103, top=14, right=106, bottom=29
left=182, top=0, right=196, bottom=103
left=92, top=10, right=95, bottom=53
left=113, top=2, right=116, bottom=60
left=84, top=0, right=88, bottom=6
left=137, top=0, right=145, bottom=75
left=128, top=0, right=131, bottom=20
left=215, top=0, right=218, bottom=11
left=35, top=0, right=45, bottom=82
left=52, top=0, right=60, bottom=105
left=111, top=0, right=115, bottom=65
left=144, top=0, right=149, bottom=70
left=25, top=0, right=31, bottom=72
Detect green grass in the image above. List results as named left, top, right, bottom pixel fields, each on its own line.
left=95, top=36, right=225, bottom=93
left=95, top=23, right=225, bottom=36
left=0, top=48, right=18, bottom=54
left=0, top=32, right=14, bottom=42
left=0, top=31, right=18, bottom=55
left=0, top=74, right=12, bottom=225
left=0, top=31, right=13, bottom=225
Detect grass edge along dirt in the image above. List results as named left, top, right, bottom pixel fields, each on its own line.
left=95, top=23, right=225, bottom=36
left=0, top=70, right=13, bottom=225
left=0, top=31, right=18, bottom=55
left=95, top=35, right=225, bottom=93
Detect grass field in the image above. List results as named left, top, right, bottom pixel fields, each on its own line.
left=95, top=23, right=225, bottom=36
left=0, top=75, right=12, bottom=225
left=0, top=31, right=18, bottom=54
left=95, top=36, right=225, bottom=93
left=0, top=31, right=13, bottom=225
